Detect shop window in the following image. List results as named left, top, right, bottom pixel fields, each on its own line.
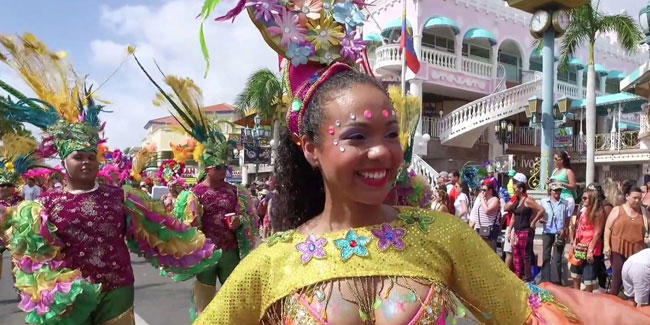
left=422, top=33, right=455, bottom=53
left=462, top=43, right=491, bottom=62
left=498, top=51, right=522, bottom=83
left=605, top=80, right=619, bottom=94
left=557, top=68, right=577, bottom=83
left=529, top=60, right=542, bottom=72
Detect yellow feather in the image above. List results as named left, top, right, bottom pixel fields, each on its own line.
left=388, top=85, right=421, bottom=150
left=0, top=33, right=82, bottom=123
left=0, top=134, right=38, bottom=160
left=131, top=147, right=156, bottom=176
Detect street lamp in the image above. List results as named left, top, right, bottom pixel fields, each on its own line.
left=494, top=119, right=514, bottom=155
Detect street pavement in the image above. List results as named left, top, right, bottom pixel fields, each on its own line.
left=0, top=253, right=196, bottom=325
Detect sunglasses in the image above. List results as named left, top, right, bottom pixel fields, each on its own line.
left=0, top=183, right=13, bottom=188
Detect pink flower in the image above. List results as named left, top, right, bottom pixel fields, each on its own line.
left=269, top=8, right=308, bottom=47
left=247, top=0, right=283, bottom=22
left=291, top=0, right=323, bottom=22
left=296, top=234, right=327, bottom=263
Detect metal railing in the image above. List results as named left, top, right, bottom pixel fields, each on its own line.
left=569, top=131, right=640, bottom=152
left=422, top=116, right=441, bottom=138
left=507, top=126, right=540, bottom=146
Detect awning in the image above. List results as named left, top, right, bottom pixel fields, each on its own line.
left=594, top=64, right=608, bottom=75
left=567, top=57, right=584, bottom=68
left=363, top=33, right=382, bottom=43
left=571, top=92, right=647, bottom=115
left=381, top=18, right=412, bottom=37
left=530, top=47, right=558, bottom=61
left=463, top=28, right=497, bottom=45
left=423, top=16, right=460, bottom=34
left=621, top=60, right=650, bottom=97
left=619, top=121, right=640, bottom=130
left=607, top=70, right=626, bottom=79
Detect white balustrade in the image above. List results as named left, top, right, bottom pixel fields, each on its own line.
left=374, top=44, right=402, bottom=68
left=420, top=47, right=457, bottom=71
left=556, top=81, right=580, bottom=98
left=439, top=71, right=543, bottom=144
left=410, top=154, right=438, bottom=188
left=461, top=57, right=493, bottom=78
left=422, top=116, right=441, bottom=138
left=507, top=127, right=539, bottom=146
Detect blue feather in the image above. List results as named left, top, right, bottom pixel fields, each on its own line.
left=0, top=97, right=59, bottom=129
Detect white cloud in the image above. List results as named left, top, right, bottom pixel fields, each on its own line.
left=90, top=0, right=278, bottom=149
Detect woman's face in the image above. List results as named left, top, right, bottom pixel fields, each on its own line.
left=582, top=194, right=590, bottom=207
left=455, top=182, right=462, bottom=193
left=627, top=191, right=642, bottom=209
left=304, top=83, right=403, bottom=206
left=554, top=155, right=562, bottom=168
left=64, top=151, right=99, bottom=184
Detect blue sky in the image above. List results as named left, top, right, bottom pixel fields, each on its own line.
left=0, top=0, right=647, bottom=150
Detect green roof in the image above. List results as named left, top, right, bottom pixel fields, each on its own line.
left=363, top=33, right=382, bottom=43
left=607, top=70, right=627, bottom=79
left=567, top=57, right=584, bottom=68
left=463, top=28, right=497, bottom=45
left=382, top=18, right=412, bottom=37
left=423, top=16, right=459, bottom=34
left=570, top=92, right=647, bottom=115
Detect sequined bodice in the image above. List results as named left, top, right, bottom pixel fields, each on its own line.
left=0, top=194, right=21, bottom=208
left=40, top=185, right=134, bottom=291
left=193, top=182, right=238, bottom=251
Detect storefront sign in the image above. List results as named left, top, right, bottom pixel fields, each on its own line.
left=553, top=127, right=573, bottom=148
left=243, top=146, right=272, bottom=164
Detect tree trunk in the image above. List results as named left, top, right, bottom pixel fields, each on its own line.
left=585, top=64, right=597, bottom=185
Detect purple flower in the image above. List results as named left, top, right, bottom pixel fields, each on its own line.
left=340, top=30, right=366, bottom=61
left=269, top=8, right=308, bottom=47
left=371, top=223, right=406, bottom=251
left=246, top=0, right=282, bottom=22
left=296, top=234, right=327, bottom=263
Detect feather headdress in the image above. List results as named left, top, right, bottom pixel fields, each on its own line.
left=388, top=85, right=422, bottom=164
left=0, top=33, right=107, bottom=159
left=0, top=134, right=45, bottom=185
left=133, top=55, right=236, bottom=169
left=130, top=145, right=157, bottom=183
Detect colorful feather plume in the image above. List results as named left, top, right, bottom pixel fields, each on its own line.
left=388, top=85, right=421, bottom=164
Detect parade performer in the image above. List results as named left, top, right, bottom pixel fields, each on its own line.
left=133, top=57, right=259, bottom=319
left=0, top=134, right=42, bottom=281
left=158, top=159, right=186, bottom=212
left=0, top=33, right=221, bottom=325
left=194, top=1, right=650, bottom=324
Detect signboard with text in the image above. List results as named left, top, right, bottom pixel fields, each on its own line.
left=553, top=127, right=573, bottom=148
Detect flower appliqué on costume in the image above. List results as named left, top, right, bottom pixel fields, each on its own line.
left=334, top=229, right=371, bottom=260
left=296, top=234, right=327, bottom=264
left=371, top=223, right=406, bottom=251
left=266, top=230, right=295, bottom=246
left=399, top=210, right=434, bottom=232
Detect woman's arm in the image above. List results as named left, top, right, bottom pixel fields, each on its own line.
left=460, top=198, right=468, bottom=218
left=484, top=197, right=500, bottom=215
left=604, top=206, right=620, bottom=256
left=526, top=197, right=546, bottom=228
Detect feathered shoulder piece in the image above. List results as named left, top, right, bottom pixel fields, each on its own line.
left=133, top=54, right=236, bottom=168
left=0, top=134, right=46, bottom=185
left=0, top=33, right=107, bottom=159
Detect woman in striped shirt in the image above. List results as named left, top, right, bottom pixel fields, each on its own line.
left=470, top=180, right=502, bottom=250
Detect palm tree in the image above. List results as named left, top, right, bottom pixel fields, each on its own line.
left=234, top=68, right=286, bottom=148
left=559, top=2, right=643, bottom=184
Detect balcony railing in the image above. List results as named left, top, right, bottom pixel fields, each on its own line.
left=507, top=126, right=540, bottom=146
left=375, top=44, right=494, bottom=79
left=422, top=116, right=441, bottom=138
left=556, top=81, right=580, bottom=98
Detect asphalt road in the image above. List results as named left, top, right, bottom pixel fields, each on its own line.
left=0, top=253, right=196, bottom=325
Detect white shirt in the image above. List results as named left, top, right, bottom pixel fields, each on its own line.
left=446, top=183, right=453, bottom=194
left=454, top=193, right=469, bottom=219
left=626, top=248, right=650, bottom=268
left=23, top=185, right=42, bottom=201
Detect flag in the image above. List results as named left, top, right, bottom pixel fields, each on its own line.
left=400, top=9, right=420, bottom=74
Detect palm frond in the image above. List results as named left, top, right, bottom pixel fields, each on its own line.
left=234, top=68, right=283, bottom=120
left=599, top=14, right=643, bottom=53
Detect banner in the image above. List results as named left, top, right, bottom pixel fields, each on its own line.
left=554, top=127, right=573, bottom=148
left=243, top=146, right=272, bottom=165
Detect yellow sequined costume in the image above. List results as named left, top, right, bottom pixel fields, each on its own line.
left=195, top=208, right=578, bottom=324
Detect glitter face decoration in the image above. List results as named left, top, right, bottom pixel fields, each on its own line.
left=382, top=109, right=390, bottom=118
left=349, top=113, right=356, bottom=121
left=363, top=109, right=373, bottom=119
left=328, top=126, right=335, bottom=135
left=335, top=120, right=341, bottom=127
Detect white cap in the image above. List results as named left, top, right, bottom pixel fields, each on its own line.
left=513, top=173, right=527, bottom=184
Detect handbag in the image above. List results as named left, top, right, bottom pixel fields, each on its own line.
left=574, top=243, right=589, bottom=260
left=477, top=202, right=498, bottom=239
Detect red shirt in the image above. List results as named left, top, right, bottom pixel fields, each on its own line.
left=448, top=185, right=459, bottom=214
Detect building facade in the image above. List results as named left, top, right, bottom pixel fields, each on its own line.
left=365, top=0, right=649, bottom=185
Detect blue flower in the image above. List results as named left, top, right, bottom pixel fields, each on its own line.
left=334, top=229, right=371, bottom=260
left=286, top=42, right=313, bottom=67
left=332, top=2, right=365, bottom=31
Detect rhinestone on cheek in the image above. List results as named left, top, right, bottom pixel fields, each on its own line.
left=328, top=126, right=335, bottom=135
left=333, top=139, right=339, bottom=146
left=363, top=109, right=373, bottom=119
left=382, top=109, right=390, bottom=118
left=349, top=113, right=356, bottom=120
left=339, top=146, right=345, bottom=152
left=335, top=120, right=341, bottom=127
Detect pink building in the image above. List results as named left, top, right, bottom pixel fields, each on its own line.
left=364, top=0, right=649, bottom=184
